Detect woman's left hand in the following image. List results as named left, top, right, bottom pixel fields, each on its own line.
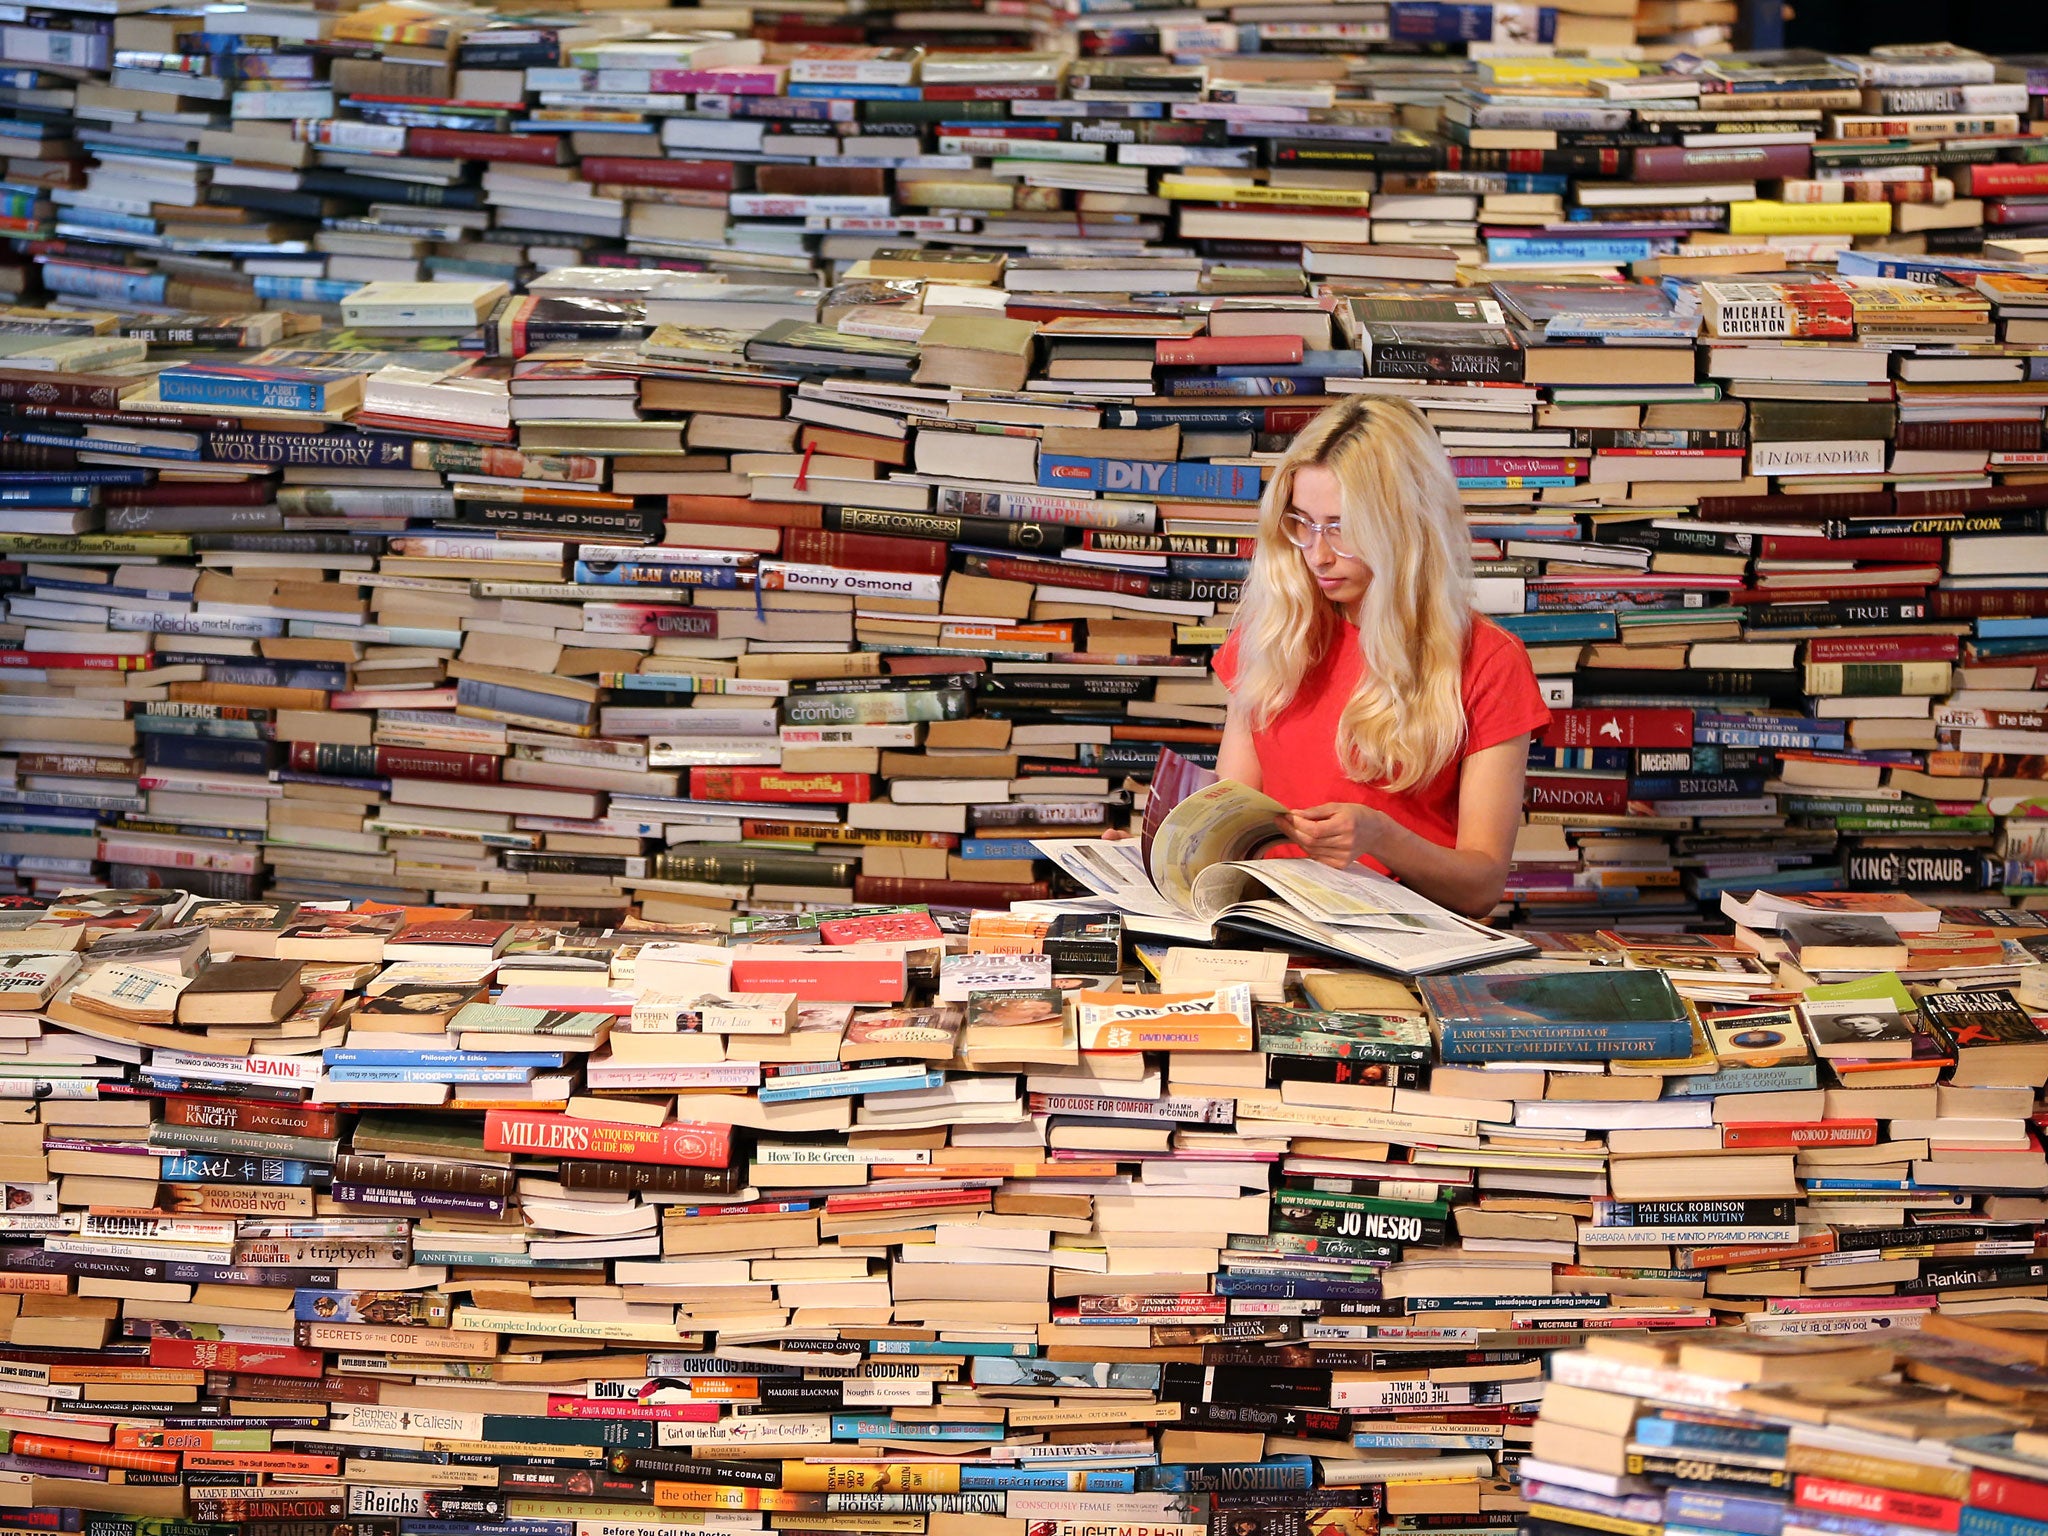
left=1277, top=803, right=1393, bottom=868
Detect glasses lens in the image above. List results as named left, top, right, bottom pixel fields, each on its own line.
left=1283, top=513, right=1356, bottom=559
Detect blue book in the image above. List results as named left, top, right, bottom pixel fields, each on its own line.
left=872, top=1339, right=1037, bottom=1357
left=18, top=430, right=198, bottom=463
left=787, top=81, right=920, bottom=99
left=1497, top=611, right=1619, bottom=642
left=1634, top=1417, right=1787, bottom=1456
left=960, top=838, right=1042, bottom=859
left=0, top=486, right=93, bottom=507
left=1037, top=454, right=1262, bottom=501
left=158, top=364, right=360, bottom=414
left=1960, top=637, right=2048, bottom=658
left=1975, top=617, right=2048, bottom=637
left=1424, top=968, right=1690, bottom=1063
left=1836, top=250, right=2012, bottom=281
left=1391, top=0, right=1556, bottom=41
left=831, top=1417, right=992, bottom=1441
left=251, top=274, right=363, bottom=303
left=571, top=560, right=741, bottom=588
left=1688, top=866, right=1845, bottom=900
left=158, top=1155, right=316, bottom=1184
left=1165, top=556, right=1252, bottom=579
left=1664, top=1488, right=1787, bottom=1536
left=1665, top=1063, right=1818, bottom=1096
left=1963, top=1502, right=2048, bottom=1536
left=1215, top=352, right=1365, bottom=379
left=757, top=1069, right=941, bottom=1103
left=1211, top=1273, right=1384, bottom=1299
left=1487, top=236, right=1661, bottom=264
left=1147, top=1460, right=1313, bottom=1492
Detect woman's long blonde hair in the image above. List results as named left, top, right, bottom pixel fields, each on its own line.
left=1231, top=395, right=1474, bottom=793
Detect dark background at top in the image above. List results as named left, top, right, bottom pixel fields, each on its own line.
left=1786, top=4, right=2048, bottom=55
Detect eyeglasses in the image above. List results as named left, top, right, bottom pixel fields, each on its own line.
left=1281, top=511, right=1362, bottom=562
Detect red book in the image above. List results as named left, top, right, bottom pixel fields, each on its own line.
left=816, top=909, right=943, bottom=945
left=580, top=156, right=735, bottom=190
left=103, top=480, right=277, bottom=507
left=730, top=945, right=908, bottom=1004
left=0, top=370, right=137, bottom=411
left=1759, top=534, right=1943, bottom=563
left=407, top=128, right=565, bottom=164
left=1970, top=1471, right=2048, bottom=1523
left=1804, top=636, right=1960, bottom=663
left=1794, top=1478, right=1958, bottom=1532
left=1719, top=1120, right=1878, bottom=1149
left=1933, top=589, right=2048, bottom=619
left=884, top=655, right=986, bottom=676
left=1679, top=1232, right=1838, bottom=1271
left=825, top=1186, right=989, bottom=1214
left=0, top=652, right=147, bottom=670
left=482, top=1111, right=731, bottom=1168
left=973, top=554, right=1153, bottom=598
left=1155, top=334, right=1305, bottom=367
left=1632, top=142, right=1810, bottom=182
left=1899, top=483, right=2048, bottom=517
left=781, top=527, right=947, bottom=576
left=287, top=741, right=500, bottom=784
left=852, top=875, right=1053, bottom=906
left=1964, top=162, right=2048, bottom=196
left=1523, top=772, right=1629, bottom=813
left=664, top=495, right=821, bottom=528
left=1700, top=490, right=1892, bottom=520
left=1451, top=456, right=1591, bottom=477
left=1733, top=585, right=1930, bottom=607
left=689, top=767, right=871, bottom=803
left=161, top=1095, right=339, bottom=1138
left=544, top=1396, right=721, bottom=1421
left=1542, top=709, right=1693, bottom=749
left=148, top=1337, right=326, bottom=1378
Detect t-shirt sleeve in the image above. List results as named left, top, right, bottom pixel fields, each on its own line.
left=1463, top=621, right=1552, bottom=754
left=1213, top=625, right=1242, bottom=689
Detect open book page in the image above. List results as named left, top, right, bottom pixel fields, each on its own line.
left=1220, top=898, right=1515, bottom=974
left=1024, top=838, right=1216, bottom=940
left=1190, top=860, right=1532, bottom=975
left=1145, top=778, right=1289, bottom=912
left=1197, top=858, right=1468, bottom=929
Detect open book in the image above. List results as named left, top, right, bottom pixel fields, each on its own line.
left=1027, top=752, right=1531, bottom=978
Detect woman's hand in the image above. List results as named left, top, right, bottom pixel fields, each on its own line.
left=1276, top=803, right=1393, bottom=868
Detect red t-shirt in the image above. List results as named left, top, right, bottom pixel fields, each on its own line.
left=1213, top=616, right=1551, bottom=860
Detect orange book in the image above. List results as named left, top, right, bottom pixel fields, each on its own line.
left=1075, top=987, right=1253, bottom=1052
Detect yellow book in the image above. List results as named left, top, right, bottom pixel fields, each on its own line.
left=1727, top=200, right=1893, bottom=236
left=1478, top=57, right=1641, bottom=81
left=777, top=1464, right=962, bottom=1494
left=1157, top=177, right=1374, bottom=208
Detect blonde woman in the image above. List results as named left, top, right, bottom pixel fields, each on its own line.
left=1214, top=397, right=1550, bottom=917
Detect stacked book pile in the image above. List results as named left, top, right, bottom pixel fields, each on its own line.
left=29, top=32, right=2048, bottom=921
left=1524, top=1325, right=2048, bottom=1536
left=0, top=879, right=1653, bottom=1520
left=0, top=875, right=2035, bottom=1514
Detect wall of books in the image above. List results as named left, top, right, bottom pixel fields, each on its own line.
left=1, top=0, right=2048, bottom=1533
